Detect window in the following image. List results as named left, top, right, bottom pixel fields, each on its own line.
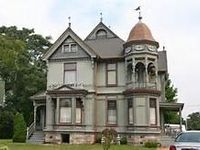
left=135, top=98, right=147, bottom=125
left=76, top=98, right=82, bottom=124
left=62, top=43, right=77, bottom=53
left=128, top=99, right=133, bottom=124
left=106, top=63, right=117, bottom=86
left=149, top=98, right=157, bottom=125
left=64, top=63, right=76, bottom=84
left=60, top=99, right=72, bottom=123
left=127, top=63, right=133, bottom=82
left=96, top=29, right=107, bottom=39
left=107, top=100, right=117, bottom=124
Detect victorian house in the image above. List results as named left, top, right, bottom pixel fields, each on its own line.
left=28, top=16, right=184, bottom=144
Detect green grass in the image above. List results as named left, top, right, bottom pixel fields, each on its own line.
left=0, top=140, right=156, bottom=150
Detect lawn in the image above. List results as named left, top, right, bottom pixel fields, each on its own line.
left=0, top=140, right=157, bottom=150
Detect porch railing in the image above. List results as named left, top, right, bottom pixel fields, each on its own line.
left=26, top=122, right=35, bottom=140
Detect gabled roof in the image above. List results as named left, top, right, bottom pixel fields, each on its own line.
left=43, top=27, right=97, bottom=61
left=85, top=22, right=125, bottom=59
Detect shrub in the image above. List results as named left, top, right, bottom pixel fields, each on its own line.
left=144, top=141, right=160, bottom=148
left=120, top=136, right=127, bottom=145
left=12, top=112, right=26, bottom=143
left=0, top=110, right=14, bottom=139
left=95, top=133, right=102, bottom=143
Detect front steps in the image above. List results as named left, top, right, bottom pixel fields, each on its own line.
left=27, top=131, right=44, bottom=144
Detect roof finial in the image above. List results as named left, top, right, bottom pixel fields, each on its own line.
left=100, top=12, right=103, bottom=22
left=135, top=6, right=142, bottom=21
left=68, top=16, right=71, bottom=28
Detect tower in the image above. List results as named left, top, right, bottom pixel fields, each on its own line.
left=123, top=17, right=161, bottom=133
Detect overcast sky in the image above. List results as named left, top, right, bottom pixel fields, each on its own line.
left=0, top=0, right=199, bottom=118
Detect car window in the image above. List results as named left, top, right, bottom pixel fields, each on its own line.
left=175, top=132, right=200, bottom=142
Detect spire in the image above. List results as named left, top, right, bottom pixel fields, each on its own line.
left=135, top=6, right=142, bottom=21
left=68, top=16, right=71, bottom=28
left=100, top=12, right=103, bottom=22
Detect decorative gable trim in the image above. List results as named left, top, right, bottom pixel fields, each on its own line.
left=43, top=27, right=97, bottom=61
left=85, top=22, right=123, bottom=41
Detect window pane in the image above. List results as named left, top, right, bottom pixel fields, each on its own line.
left=76, top=108, right=81, bottom=123
left=107, top=64, right=116, bottom=70
left=71, top=44, right=77, bottom=52
left=63, top=45, right=69, bottom=52
left=60, top=99, right=72, bottom=107
left=60, top=107, right=71, bottom=123
left=64, top=71, right=76, bottom=84
left=64, top=63, right=76, bottom=70
left=129, top=108, right=133, bottom=124
left=107, top=71, right=116, bottom=85
left=108, top=100, right=117, bottom=124
left=108, top=109, right=117, bottom=124
left=150, top=108, right=156, bottom=125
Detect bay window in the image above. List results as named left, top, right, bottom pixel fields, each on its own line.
left=60, top=98, right=72, bottom=123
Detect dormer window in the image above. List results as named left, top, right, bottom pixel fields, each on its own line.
left=62, top=43, right=77, bottom=53
left=96, top=29, right=107, bottom=39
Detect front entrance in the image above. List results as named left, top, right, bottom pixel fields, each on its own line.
left=62, top=134, right=70, bottom=143
left=36, top=106, right=46, bottom=131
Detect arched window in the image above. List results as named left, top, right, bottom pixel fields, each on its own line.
left=147, top=63, right=156, bottom=83
left=135, top=62, right=145, bottom=84
left=96, top=29, right=107, bottom=39
left=127, top=63, right=133, bottom=82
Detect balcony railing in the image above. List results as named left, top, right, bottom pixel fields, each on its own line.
left=126, top=82, right=157, bottom=89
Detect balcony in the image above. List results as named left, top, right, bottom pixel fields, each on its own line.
left=124, top=82, right=160, bottom=96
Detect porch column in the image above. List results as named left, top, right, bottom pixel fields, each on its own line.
left=179, top=107, right=182, bottom=131
left=72, top=97, right=76, bottom=124
left=160, top=110, right=165, bottom=134
left=56, top=97, right=60, bottom=124
left=46, top=96, right=54, bottom=130
left=33, top=105, right=38, bottom=130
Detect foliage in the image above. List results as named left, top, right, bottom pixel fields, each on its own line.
left=144, top=141, right=159, bottom=148
left=13, top=113, right=27, bottom=143
left=0, top=109, right=14, bottom=139
left=164, top=75, right=179, bottom=124
left=120, top=136, right=127, bottom=145
left=187, top=112, right=200, bottom=130
left=0, top=26, right=52, bottom=137
left=95, top=133, right=102, bottom=144
left=102, top=128, right=117, bottom=150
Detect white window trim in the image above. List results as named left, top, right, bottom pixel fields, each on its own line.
left=62, top=43, right=77, bottom=53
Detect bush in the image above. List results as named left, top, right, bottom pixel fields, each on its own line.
left=144, top=141, right=160, bottom=148
left=95, top=133, right=102, bottom=143
left=120, top=136, right=127, bottom=145
left=12, top=112, right=27, bottom=143
left=0, top=110, right=14, bottom=139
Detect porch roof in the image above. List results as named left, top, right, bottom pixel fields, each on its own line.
left=159, top=102, right=184, bottom=111
left=30, top=91, right=46, bottom=100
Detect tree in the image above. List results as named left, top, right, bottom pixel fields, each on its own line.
left=0, top=26, right=52, bottom=124
left=13, top=112, right=26, bottom=142
left=102, top=128, right=117, bottom=150
left=187, top=112, right=200, bottom=130
left=164, top=75, right=179, bottom=124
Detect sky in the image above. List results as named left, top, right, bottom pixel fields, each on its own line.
left=0, top=0, right=199, bottom=118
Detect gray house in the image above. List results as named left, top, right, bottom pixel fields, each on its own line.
left=28, top=17, right=184, bottom=144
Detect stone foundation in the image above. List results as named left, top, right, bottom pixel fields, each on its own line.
left=44, top=132, right=95, bottom=144
left=127, top=134, right=160, bottom=145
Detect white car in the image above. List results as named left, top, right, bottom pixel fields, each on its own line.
left=169, top=131, right=200, bottom=150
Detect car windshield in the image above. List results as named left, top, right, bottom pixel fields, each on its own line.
left=175, top=132, right=200, bottom=142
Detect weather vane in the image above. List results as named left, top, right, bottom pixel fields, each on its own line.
left=135, top=6, right=142, bottom=20
left=100, top=12, right=103, bottom=22
left=68, top=16, right=71, bottom=27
